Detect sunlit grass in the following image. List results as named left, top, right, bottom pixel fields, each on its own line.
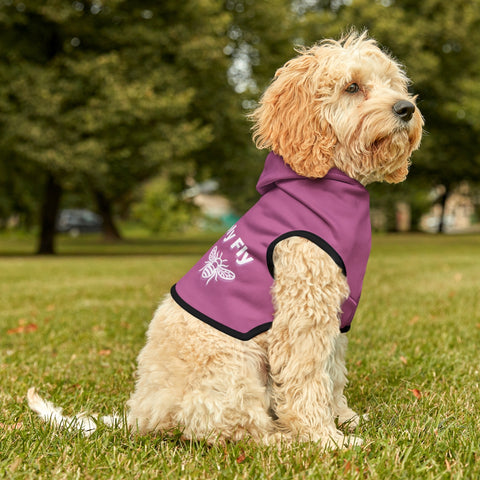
left=1, top=233, right=480, bottom=478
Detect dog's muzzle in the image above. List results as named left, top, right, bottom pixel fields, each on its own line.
left=393, top=100, right=416, bottom=122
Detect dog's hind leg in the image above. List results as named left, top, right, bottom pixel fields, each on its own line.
left=174, top=346, right=277, bottom=444
left=127, top=296, right=277, bottom=443
left=268, top=237, right=362, bottom=448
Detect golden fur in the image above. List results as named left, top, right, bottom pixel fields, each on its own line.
left=127, top=32, right=423, bottom=448
left=251, top=33, right=422, bottom=184
left=28, top=32, right=423, bottom=448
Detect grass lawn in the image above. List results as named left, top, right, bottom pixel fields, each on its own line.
left=1, top=232, right=480, bottom=479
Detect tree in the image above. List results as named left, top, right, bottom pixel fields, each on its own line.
left=7, top=0, right=479, bottom=243
left=132, top=176, right=197, bottom=234
left=178, top=0, right=296, bottom=213
left=0, top=0, right=299, bottom=250
left=0, top=1, right=225, bottom=252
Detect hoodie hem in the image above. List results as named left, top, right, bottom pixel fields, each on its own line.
left=170, top=284, right=272, bottom=341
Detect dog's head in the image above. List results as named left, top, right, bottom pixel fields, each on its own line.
left=251, top=31, right=423, bottom=184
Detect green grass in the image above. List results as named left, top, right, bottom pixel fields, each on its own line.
left=1, top=233, right=480, bottom=479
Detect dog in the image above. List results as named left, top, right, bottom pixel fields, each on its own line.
left=28, top=31, right=423, bottom=448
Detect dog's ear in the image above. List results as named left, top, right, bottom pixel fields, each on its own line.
left=250, top=53, right=336, bottom=178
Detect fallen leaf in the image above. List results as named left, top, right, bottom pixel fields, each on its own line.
left=9, top=457, right=22, bottom=473
left=66, top=384, right=81, bottom=392
left=98, top=349, right=111, bottom=356
left=409, top=388, right=422, bottom=399
left=400, top=356, right=408, bottom=365
left=0, top=422, right=23, bottom=431
left=409, top=315, right=420, bottom=325
left=343, top=460, right=360, bottom=474
left=7, top=323, right=38, bottom=334
left=236, top=451, right=247, bottom=464
left=223, top=445, right=228, bottom=462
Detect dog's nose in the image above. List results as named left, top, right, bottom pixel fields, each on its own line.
left=393, top=100, right=416, bottom=122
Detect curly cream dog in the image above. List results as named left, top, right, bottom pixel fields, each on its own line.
left=28, top=32, right=423, bottom=448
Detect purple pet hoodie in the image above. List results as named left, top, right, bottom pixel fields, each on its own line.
left=172, top=152, right=372, bottom=340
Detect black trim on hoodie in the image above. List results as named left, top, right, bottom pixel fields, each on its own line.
left=266, top=230, right=347, bottom=278
left=171, top=284, right=273, bottom=341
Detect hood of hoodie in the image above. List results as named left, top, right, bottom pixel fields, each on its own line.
left=256, top=151, right=363, bottom=196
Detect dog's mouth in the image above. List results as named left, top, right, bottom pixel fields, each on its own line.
left=370, top=136, right=388, bottom=153
left=370, top=125, right=415, bottom=152
left=370, top=132, right=413, bottom=165
left=371, top=137, right=382, bottom=149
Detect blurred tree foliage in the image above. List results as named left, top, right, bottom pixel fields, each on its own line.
left=0, top=0, right=292, bottom=252
left=0, top=1, right=217, bottom=251
left=1, top=0, right=480, bottom=248
left=131, top=176, right=196, bottom=234
left=296, top=0, right=480, bottom=230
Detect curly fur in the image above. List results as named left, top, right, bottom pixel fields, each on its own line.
left=250, top=32, right=422, bottom=183
left=127, top=32, right=423, bottom=448
left=28, top=31, right=423, bottom=449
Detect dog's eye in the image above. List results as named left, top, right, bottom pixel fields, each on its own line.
left=345, top=83, right=360, bottom=94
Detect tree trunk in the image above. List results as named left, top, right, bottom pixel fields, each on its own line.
left=36, top=173, right=62, bottom=255
left=437, top=184, right=450, bottom=234
left=94, top=190, right=122, bottom=241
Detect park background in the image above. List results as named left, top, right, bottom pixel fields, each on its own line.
left=0, top=0, right=480, bottom=251
left=1, top=1, right=480, bottom=479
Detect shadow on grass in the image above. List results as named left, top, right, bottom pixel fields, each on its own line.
left=0, top=232, right=221, bottom=257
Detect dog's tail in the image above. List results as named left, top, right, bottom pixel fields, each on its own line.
left=27, top=387, right=123, bottom=436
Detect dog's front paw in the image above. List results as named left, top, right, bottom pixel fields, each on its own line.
left=344, top=434, right=363, bottom=447
left=337, top=410, right=368, bottom=431
left=322, top=432, right=363, bottom=450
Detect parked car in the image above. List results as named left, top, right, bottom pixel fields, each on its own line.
left=56, top=209, right=103, bottom=236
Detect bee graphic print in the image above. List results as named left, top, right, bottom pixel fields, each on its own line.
left=199, top=246, right=236, bottom=285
